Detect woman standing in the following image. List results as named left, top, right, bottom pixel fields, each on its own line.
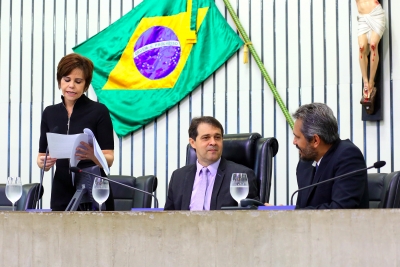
left=37, top=53, right=115, bottom=211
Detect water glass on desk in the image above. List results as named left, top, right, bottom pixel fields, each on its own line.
left=6, top=176, right=22, bottom=211
left=230, top=173, right=249, bottom=207
left=92, top=177, right=109, bottom=211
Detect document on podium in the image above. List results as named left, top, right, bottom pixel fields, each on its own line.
left=46, top=128, right=109, bottom=175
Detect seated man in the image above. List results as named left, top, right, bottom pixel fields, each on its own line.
left=293, top=103, right=369, bottom=209
left=164, top=116, right=259, bottom=210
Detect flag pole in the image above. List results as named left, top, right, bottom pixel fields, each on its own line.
left=222, top=0, right=294, bottom=129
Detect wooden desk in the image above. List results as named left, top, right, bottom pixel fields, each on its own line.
left=1, top=209, right=399, bottom=266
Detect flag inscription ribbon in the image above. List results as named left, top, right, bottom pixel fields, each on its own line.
left=73, top=0, right=243, bottom=137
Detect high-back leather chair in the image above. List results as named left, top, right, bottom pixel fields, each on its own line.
left=368, top=173, right=387, bottom=208
left=108, top=175, right=158, bottom=210
left=368, top=171, right=400, bottom=208
left=0, top=183, right=43, bottom=211
left=186, top=133, right=278, bottom=203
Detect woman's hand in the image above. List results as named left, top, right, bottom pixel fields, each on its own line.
left=75, top=141, right=94, bottom=161
left=75, top=142, right=114, bottom=168
left=37, top=153, right=57, bottom=171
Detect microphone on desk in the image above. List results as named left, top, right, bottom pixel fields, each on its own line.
left=34, top=126, right=59, bottom=209
left=69, top=167, right=159, bottom=208
left=290, top=160, right=386, bottom=206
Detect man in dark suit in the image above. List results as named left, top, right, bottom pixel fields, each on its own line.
left=164, top=116, right=259, bottom=210
left=293, top=103, right=369, bottom=209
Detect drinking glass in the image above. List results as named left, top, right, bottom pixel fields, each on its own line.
left=6, top=177, right=22, bottom=211
left=92, top=177, right=109, bottom=212
left=230, top=173, right=249, bottom=207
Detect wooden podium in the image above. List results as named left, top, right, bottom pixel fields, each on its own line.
left=1, top=210, right=399, bottom=266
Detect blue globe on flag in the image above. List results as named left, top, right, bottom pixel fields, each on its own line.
left=133, top=26, right=181, bottom=80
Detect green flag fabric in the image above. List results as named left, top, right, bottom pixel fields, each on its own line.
left=73, top=0, right=243, bottom=137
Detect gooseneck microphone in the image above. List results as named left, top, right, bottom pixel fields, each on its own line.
left=69, top=167, right=159, bottom=208
left=290, top=160, right=386, bottom=206
left=35, top=126, right=59, bottom=209
left=34, top=148, right=48, bottom=209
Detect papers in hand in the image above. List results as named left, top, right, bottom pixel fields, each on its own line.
left=46, top=128, right=110, bottom=175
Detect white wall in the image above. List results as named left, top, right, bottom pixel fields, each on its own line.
left=0, top=0, right=399, bottom=208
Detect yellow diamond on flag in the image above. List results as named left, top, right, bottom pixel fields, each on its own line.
left=103, top=7, right=208, bottom=90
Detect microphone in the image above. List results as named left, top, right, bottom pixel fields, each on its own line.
left=290, top=160, right=386, bottom=206
left=69, top=167, right=159, bottom=208
left=35, top=126, right=59, bottom=209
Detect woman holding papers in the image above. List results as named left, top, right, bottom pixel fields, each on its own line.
left=37, top=53, right=115, bottom=211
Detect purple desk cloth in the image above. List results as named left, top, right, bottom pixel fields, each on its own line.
left=257, top=205, right=295, bottom=210
left=25, top=209, right=52, bottom=212
left=131, top=208, right=164, bottom=212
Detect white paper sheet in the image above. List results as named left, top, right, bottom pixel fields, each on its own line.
left=83, top=128, right=110, bottom=175
left=46, top=128, right=109, bottom=175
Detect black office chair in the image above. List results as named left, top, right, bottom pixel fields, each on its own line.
left=368, top=171, right=400, bottom=208
left=186, top=133, right=278, bottom=203
left=368, top=173, right=387, bottom=208
left=0, top=183, right=43, bottom=211
left=108, top=175, right=158, bottom=210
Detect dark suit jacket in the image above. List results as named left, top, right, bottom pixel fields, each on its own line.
left=164, top=157, right=259, bottom=210
left=296, top=139, right=369, bottom=209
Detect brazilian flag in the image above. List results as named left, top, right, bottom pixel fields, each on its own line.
left=73, top=0, right=243, bottom=137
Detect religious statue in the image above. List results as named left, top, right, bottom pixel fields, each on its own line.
left=357, top=0, right=386, bottom=114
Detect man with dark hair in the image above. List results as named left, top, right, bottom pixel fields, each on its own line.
left=293, top=103, right=369, bottom=209
left=164, top=116, right=259, bottom=210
